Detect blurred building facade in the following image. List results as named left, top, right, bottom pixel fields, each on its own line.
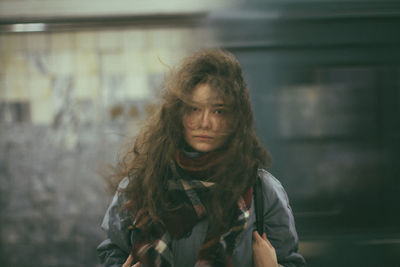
left=0, top=7, right=216, bottom=267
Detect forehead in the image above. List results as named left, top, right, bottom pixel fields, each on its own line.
left=190, top=83, right=224, bottom=105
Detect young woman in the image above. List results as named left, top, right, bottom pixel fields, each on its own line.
left=97, top=49, right=306, bottom=267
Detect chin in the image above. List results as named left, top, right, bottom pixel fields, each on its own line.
left=190, top=143, right=216, bottom=153
left=193, top=146, right=213, bottom=153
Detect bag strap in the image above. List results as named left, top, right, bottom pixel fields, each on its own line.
left=254, top=175, right=264, bottom=235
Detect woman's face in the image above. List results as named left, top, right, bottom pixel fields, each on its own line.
left=182, top=83, right=231, bottom=152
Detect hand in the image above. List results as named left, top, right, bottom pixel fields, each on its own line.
left=252, top=231, right=278, bottom=267
left=122, top=253, right=141, bottom=267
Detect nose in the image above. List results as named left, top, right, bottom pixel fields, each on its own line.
left=199, top=110, right=211, bottom=129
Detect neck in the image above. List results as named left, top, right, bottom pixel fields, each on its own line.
left=175, top=149, right=224, bottom=180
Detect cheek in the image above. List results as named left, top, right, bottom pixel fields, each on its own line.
left=215, top=118, right=230, bottom=133
left=182, top=116, right=196, bottom=131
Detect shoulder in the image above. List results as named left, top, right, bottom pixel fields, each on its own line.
left=118, top=176, right=130, bottom=190
left=99, top=176, right=134, bottom=254
left=257, top=169, right=290, bottom=209
left=257, top=169, right=283, bottom=189
left=256, top=170, right=305, bottom=265
left=114, top=176, right=132, bottom=207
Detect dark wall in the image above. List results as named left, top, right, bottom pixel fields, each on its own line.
left=210, top=2, right=400, bottom=266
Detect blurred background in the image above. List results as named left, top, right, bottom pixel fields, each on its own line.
left=0, top=0, right=399, bottom=266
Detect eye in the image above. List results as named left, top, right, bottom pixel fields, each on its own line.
left=214, top=109, right=224, bottom=115
left=191, top=107, right=199, bottom=112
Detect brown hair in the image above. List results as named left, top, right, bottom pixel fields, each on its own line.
left=112, top=48, right=270, bottom=231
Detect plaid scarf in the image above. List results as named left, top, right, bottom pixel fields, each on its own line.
left=129, top=153, right=253, bottom=267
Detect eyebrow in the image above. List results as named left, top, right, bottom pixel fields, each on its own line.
left=187, top=102, right=227, bottom=108
left=212, top=103, right=225, bottom=107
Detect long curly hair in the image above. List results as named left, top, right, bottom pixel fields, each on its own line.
left=112, top=48, right=270, bottom=231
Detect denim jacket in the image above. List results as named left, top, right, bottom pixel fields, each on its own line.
left=97, top=170, right=306, bottom=267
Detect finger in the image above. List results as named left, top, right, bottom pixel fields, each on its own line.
left=262, top=233, right=273, bottom=247
left=132, top=262, right=141, bottom=267
left=252, top=231, right=262, bottom=243
left=122, top=253, right=134, bottom=267
left=262, top=233, right=267, bottom=240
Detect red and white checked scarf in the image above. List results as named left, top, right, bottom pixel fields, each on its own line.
left=129, top=178, right=253, bottom=267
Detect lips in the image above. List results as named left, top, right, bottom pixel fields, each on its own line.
left=194, top=135, right=214, bottom=140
